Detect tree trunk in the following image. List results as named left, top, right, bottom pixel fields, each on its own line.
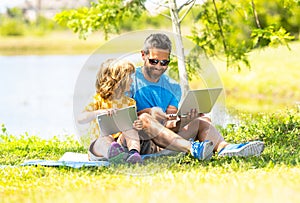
left=169, top=0, right=189, bottom=98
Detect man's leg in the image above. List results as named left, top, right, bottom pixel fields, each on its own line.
left=139, top=113, right=214, bottom=160
left=177, top=117, right=228, bottom=152
left=139, top=113, right=190, bottom=152
left=177, top=117, right=265, bottom=157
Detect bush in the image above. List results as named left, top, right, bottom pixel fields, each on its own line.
left=0, top=7, right=66, bottom=37
left=0, top=17, right=25, bottom=36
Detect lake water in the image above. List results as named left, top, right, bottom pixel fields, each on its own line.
left=0, top=54, right=234, bottom=140
left=0, top=55, right=89, bottom=139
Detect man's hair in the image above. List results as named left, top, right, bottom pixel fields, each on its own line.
left=143, top=33, right=172, bottom=54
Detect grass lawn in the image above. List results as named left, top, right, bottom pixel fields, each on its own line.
left=0, top=31, right=104, bottom=55
left=215, top=42, right=300, bottom=114
left=0, top=33, right=300, bottom=202
left=1, top=109, right=300, bottom=203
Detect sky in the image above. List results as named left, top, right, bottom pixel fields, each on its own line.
left=0, top=0, right=25, bottom=13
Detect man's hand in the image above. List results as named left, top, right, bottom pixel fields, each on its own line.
left=181, top=108, right=198, bottom=121
left=151, top=107, right=168, bottom=123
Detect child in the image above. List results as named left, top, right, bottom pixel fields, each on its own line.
left=77, top=59, right=143, bottom=164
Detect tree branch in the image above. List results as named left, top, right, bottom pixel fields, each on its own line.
left=251, top=0, right=261, bottom=28
left=145, top=0, right=171, bottom=18
left=178, top=0, right=194, bottom=12
left=159, top=12, right=172, bottom=19
left=147, top=0, right=169, bottom=9
left=212, top=0, right=227, bottom=50
left=179, top=0, right=196, bottom=23
left=212, top=0, right=228, bottom=61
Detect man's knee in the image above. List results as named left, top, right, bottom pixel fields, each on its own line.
left=199, top=116, right=212, bottom=123
left=195, top=116, right=212, bottom=128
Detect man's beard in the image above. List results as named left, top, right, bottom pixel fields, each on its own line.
left=144, top=65, right=167, bottom=81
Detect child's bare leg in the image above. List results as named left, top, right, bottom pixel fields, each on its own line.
left=122, top=129, right=140, bottom=152
left=92, top=135, right=114, bottom=158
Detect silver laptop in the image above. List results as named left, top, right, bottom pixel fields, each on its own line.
left=177, top=87, right=223, bottom=116
left=97, top=106, right=137, bottom=136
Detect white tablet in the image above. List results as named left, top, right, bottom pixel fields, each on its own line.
left=97, top=106, right=137, bottom=136
left=177, top=87, right=223, bottom=115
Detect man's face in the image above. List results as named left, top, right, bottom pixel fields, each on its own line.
left=142, top=48, right=170, bottom=82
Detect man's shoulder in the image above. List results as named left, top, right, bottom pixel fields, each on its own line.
left=135, top=66, right=142, bottom=74
left=161, top=74, right=180, bottom=87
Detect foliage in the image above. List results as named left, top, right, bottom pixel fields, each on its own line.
left=168, top=46, right=205, bottom=81
left=0, top=7, right=64, bottom=37
left=54, top=0, right=146, bottom=39
left=54, top=0, right=300, bottom=71
left=251, top=25, right=294, bottom=49
left=189, top=0, right=298, bottom=70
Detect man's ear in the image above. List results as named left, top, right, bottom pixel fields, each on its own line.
left=141, top=50, right=146, bottom=60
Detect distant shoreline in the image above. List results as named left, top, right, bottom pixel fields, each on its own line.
left=0, top=31, right=106, bottom=56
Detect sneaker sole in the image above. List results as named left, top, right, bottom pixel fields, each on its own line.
left=219, top=141, right=265, bottom=157
left=126, top=153, right=143, bottom=164
left=109, top=152, right=127, bottom=164
left=201, top=141, right=214, bottom=160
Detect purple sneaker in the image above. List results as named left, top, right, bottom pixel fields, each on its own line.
left=108, top=142, right=125, bottom=159
left=126, top=152, right=143, bottom=164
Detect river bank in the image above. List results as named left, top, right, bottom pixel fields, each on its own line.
left=0, top=31, right=104, bottom=55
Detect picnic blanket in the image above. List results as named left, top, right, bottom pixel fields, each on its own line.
left=21, top=150, right=183, bottom=168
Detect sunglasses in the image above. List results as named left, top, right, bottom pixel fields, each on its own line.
left=148, top=58, right=170, bottom=66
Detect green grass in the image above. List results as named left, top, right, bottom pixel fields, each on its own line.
left=0, top=31, right=104, bottom=55
left=1, top=33, right=300, bottom=202
left=214, top=41, right=300, bottom=114
left=1, top=109, right=300, bottom=202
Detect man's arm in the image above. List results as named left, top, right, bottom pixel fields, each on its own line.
left=166, top=105, right=178, bottom=114
left=137, top=108, right=152, bottom=116
left=138, top=107, right=169, bottom=123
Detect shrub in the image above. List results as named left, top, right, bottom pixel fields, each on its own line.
left=0, top=17, right=25, bottom=36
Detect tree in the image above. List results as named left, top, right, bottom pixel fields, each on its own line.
left=54, top=0, right=297, bottom=95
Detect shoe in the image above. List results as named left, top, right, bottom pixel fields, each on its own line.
left=107, top=142, right=126, bottom=164
left=108, top=142, right=125, bottom=158
left=125, top=152, right=143, bottom=164
left=190, top=140, right=214, bottom=160
left=218, top=141, right=265, bottom=157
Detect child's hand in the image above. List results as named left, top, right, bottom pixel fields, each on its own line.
left=107, top=108, right=117, bottom=116
left=133, top=119, right=143, bottom=131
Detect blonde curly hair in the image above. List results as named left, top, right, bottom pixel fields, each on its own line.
left=95, top=59, right=135, bottom=100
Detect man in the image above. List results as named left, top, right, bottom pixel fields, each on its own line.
left=127, top=33, right=264, bottom=159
